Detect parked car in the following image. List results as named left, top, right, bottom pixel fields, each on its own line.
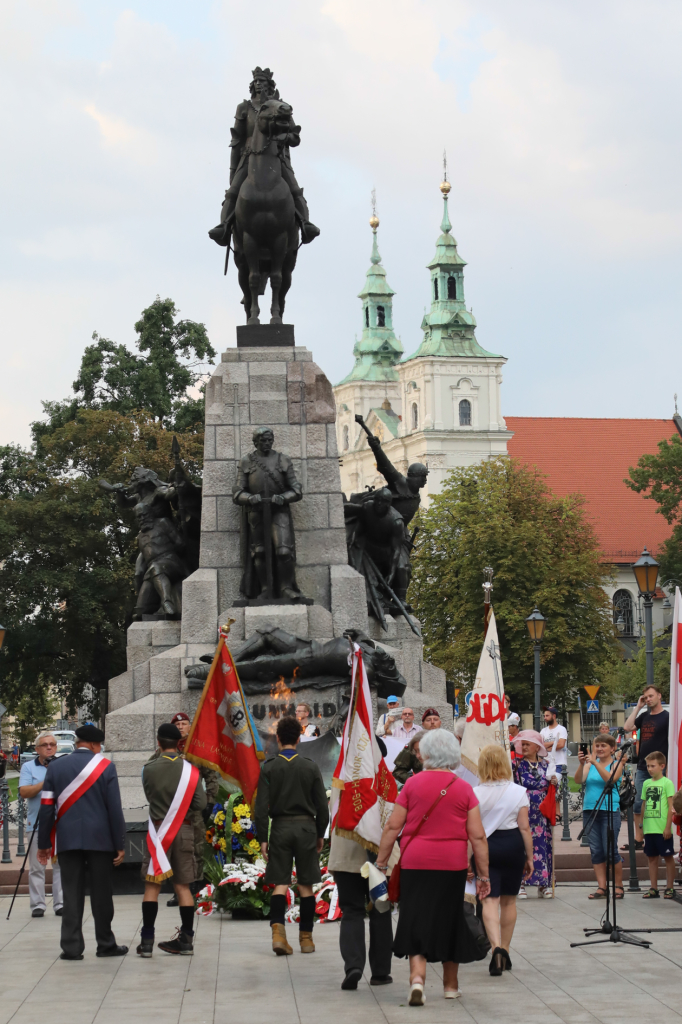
left=52, top=730, right=77, bottom=742
left=20, top=746, right=36, bottom=765
left=55, top=740, right=75, bottom=758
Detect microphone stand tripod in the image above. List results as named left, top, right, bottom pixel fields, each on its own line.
left=571, top=747, right=682, bottom=948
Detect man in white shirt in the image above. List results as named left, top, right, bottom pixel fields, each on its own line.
left=540, top=708, right=568, bottom=768
left=376, top=696, right=402, bottom=737
left=18, top=733, right=63, bottom=917
left=388, top=708, right=419, bottom=743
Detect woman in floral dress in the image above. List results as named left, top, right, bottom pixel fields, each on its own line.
left=512, top=731, right=558, bottom=898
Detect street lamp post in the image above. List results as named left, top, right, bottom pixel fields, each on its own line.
left=526, top=608, right=546, bottom=733
left=632, top=548, right=660, bottom=688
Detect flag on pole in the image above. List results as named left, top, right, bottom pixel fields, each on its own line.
left=330, top=644, right=397, bottom=852
left=668, top=587, right=682, bottom=796
left=460, top=608, right=509, bottom=777
left=184, top=622, right=264, bottom=807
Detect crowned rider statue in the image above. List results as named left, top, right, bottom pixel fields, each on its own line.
left=209, top=66, right=320, bottom=247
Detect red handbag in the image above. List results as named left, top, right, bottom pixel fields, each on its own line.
left=387, top=777, right=457, bottom=902
left=539, top=781, right=557, bottom=825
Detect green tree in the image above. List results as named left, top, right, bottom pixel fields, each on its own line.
left=34, top=296, right=215, bottom=445
left=0, top=296, right=210, bottom=722
left=625, top=432, right=682, bottom=585
left=600, top=636, right=671, bottom=705
left=409, top=459, right=618, bottom=710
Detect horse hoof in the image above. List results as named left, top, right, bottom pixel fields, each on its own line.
left=270, top=317, right=283, bottom=325
left=247, top=317, right=261, bottom=326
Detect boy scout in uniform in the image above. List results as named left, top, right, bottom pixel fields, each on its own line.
left=138, top=723, right=207, bottom=957
left=255, top=716, right=329, bottom=955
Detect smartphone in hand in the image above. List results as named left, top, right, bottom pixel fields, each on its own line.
left=579, top=742, right=589, bottom=757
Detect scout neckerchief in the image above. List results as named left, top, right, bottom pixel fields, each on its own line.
left=145, top=757, right=201, bottom=883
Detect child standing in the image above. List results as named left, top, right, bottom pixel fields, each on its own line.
left=641, top=751, right=676, bottom=899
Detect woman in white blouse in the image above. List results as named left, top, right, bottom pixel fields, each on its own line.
left=473, top=744, right=534, bottom=977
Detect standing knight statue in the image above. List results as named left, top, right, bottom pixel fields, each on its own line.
left=232, top=427, right=310, bottom=604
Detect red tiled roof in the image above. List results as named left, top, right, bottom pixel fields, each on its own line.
left=505, top=417, right=676, bottom=562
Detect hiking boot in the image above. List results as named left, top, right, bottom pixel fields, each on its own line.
left=136, top=937, right=154, bottom=958
left=158, top=929, right=194, bottom=955
left=271, top=922, right=293, bottom=956
left=299, top=930, right=315, bottom=953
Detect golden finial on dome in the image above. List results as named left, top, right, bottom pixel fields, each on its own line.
left=440, top=149, right=451, bottom=196
left=370, top=187, right=379, bottom=230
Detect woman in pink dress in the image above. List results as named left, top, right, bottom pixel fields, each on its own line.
left=376, top=729, right=490, bottom=1007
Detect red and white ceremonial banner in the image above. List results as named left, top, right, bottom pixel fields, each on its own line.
left=146, top=758, right=201, bottom=882
left=668, top=587, right=682, bottom=796
left=330, top=645, right=397, bottom=852
left=41, top=752, right=111, bottom=856
left=184, top=622, right=264, bottom=807
left=460, top=608, right=510, bottom=778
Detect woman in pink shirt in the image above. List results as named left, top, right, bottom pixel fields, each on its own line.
left=376, top=729, right=490, bottom=1006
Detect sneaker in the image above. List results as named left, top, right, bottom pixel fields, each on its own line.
left=136, top=937, right=154, bottom=958
left=408, top=982, right=425, bottom=1006
left=158, top=929, right=194, bottom=955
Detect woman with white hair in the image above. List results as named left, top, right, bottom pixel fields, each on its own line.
left=376, top=729, right=490, bottom=1007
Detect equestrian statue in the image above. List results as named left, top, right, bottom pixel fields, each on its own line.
left=208, top=67, right=320, bottom=326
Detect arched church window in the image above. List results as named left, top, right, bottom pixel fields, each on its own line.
left=613, top=590, right=634, bottom=636
left=447, top=276, right=457, bottom=299
left=434, top=278, right=439, bottom=300
left=342, top=425, right=349, bottom=451
left=459, top=399, right=471, bottom=426
left=411, top=403, right=419, bottom=430
left=365, top=307, right=369, bottom=328
left=377, top=305, right=385, bottom=327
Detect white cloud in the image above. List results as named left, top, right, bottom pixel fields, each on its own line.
left=1, top=0, right=682, bottom=448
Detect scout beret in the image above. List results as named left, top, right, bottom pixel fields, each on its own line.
left=421, top=708, right=440, bottom=722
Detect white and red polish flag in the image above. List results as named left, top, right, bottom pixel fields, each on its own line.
left=330, top=644, right=397, bottom=852
left=145, top=759, right=201, bottom=883
left=668, top=587, right=682, bottom=797
left=460, top=608, right=510, bottom=778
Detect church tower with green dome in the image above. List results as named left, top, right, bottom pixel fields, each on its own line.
left=405, top=179, right=500, bottom=361
left=334, top=206, right=403, bottom=464
left=334, top=176, right=512, bottom=501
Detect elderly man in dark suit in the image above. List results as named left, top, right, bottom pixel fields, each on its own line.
left=37, top=724, right=127, bottom=961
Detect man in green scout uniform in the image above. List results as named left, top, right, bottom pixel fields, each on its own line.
left=255, top=716, right=329, bottom=956
left=138, top=723, right=207, bottom=957
left=164, top=711, right=220, bottom=906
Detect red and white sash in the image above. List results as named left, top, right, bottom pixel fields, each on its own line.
left=41, top=752, right=111, bottom=856
left=145, top=759, right=200, bottom=883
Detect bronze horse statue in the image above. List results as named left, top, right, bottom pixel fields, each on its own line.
left=231, top=99, right=300, bottom=325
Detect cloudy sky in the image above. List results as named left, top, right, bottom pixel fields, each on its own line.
left=2, top=0, right=681, bottom=446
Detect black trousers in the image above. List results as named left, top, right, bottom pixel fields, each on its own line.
left=334, top=870, right=393, bottom=979
left=58, top=850, right=118, bottom=957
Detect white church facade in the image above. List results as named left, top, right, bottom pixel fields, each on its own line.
left=334, top=181, right=512, bottom=500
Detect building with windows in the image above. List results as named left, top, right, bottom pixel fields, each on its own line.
left=333, top=182, right=677, bottom=672
left=334, top=181, right=512, bottom=499
left=506, top=416, right=676, bottom=647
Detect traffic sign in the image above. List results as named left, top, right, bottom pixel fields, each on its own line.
left=584, top=685, right=601, bottom=700
left=454, top=703, right=460, bottom=717
left=464, top=692, right=473, bottom=707
left=586, top=699, right=600, bottom=714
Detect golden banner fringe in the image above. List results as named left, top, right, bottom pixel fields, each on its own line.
left=335, top=827, right=379, bottom=854
left=146, top=869, right=173, bottom=884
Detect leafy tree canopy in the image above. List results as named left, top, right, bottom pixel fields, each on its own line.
left=33, top=296, right=215, bottom=445
left=626, top=432, right=682, bottom=586
left=600, top=635, right=671, bottom=705
left=409, top=459, right=618, bottom=709
left=0, top=297, right=210, bottom=723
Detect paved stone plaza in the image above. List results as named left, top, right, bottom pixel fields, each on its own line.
left=2, top=887, right=681, bottom=1024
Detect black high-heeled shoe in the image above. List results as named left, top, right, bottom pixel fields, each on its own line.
left=503, top=949, right=512, bottom=971
left=489, top=947, right=505, bottom=976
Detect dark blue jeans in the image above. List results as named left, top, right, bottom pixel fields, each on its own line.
left=583, top=809, right=622, bottom=865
